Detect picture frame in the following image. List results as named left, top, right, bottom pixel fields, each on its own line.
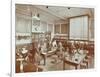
left=11, top=0, right=95, bottom=77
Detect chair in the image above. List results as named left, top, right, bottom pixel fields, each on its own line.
left=80, top=56, right=89, bottom=69
left=16, top=61, right=20, bottom=73
left=83, top=59, right=88, bottom=68
left=80, top=62, right=87, bottom=69
left=23, top=62, right=43, bottom=72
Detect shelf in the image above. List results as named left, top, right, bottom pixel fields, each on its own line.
left=16, top=33, right=31, bottom=36
left=16, top=39, right=31, bottom=45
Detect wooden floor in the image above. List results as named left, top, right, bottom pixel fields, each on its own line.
left=38, top=55, right=94, bottom=71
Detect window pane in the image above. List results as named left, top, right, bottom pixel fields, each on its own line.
left=61, top=24, right=68, bottom=34
left=48, top=24, right=53, bottom=33
left=54, top=24, right=60, bottom=34
left=40, top=21, right=47, bottom=32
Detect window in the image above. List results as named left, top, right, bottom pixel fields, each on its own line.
left=40, top=21, right=47, bottom=32
left=48, top=24, right=53, bottom=33
left=69, top=16, right=88, bottom=40
left=61, top=24, right=68, bottom=34
left=54, top=24, right=60, bottom=34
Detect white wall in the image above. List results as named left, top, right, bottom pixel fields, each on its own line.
left=16, top=14, right=31, bottom=33
left=89, top=16, right=94, bottom=41
left=16, top=14, right=32, bottom=44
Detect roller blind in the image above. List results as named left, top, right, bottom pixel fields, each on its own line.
left=69, top=16, right=88, bottom=40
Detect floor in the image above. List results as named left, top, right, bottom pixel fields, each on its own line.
left=38, top=55, right=94, bottom=71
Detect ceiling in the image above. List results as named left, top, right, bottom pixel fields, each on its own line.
left=16, top=4, right=94, bottom=23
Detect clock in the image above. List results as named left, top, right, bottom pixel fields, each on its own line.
left=35, top=27, right=38, bottom=31
left=32, top=19, right=40, bottom=32
left=32, top=26, right=40, bottom=32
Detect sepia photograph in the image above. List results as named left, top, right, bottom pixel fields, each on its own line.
left=15, top=4, right=94, bottom=73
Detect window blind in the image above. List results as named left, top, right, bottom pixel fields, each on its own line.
left=69, top=16, right=88, bottom=40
